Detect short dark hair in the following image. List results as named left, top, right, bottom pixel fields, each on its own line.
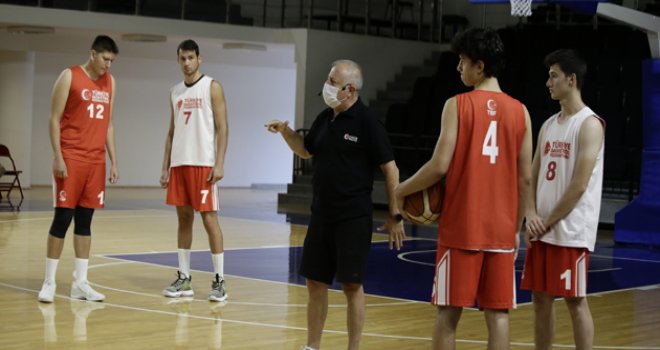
left=91, top=35, right=119, bottom=54
left=177, top=39, right=200, bottom=57
left=544, top=49, right=587, bottom=90
left=451, top=27, right=505, bottom=78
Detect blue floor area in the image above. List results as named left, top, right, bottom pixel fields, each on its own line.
left=108, top=237, right=660, bottom=304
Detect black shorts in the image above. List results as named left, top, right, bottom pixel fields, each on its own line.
left=299, top=215, right=373, bottom=285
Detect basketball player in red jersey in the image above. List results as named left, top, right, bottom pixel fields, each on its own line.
left=396, top=28, right=533, bottom=349
left=38, top=35, right=119, bottom=303
left=160, top=40, right=229, bottom=302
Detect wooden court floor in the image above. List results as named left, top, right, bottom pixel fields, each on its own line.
left=0, top=187, right=659, bottom=349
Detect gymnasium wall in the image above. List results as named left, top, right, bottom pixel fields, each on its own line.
left=27, top=51, right=297, bottom=188
left=0, top=4, right=451, bottom=187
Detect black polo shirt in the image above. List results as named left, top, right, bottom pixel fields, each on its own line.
left=304, top=98, right=394, bottom=222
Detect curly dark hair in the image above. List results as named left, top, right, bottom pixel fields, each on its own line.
left=451, top=27, right=504, bottom=78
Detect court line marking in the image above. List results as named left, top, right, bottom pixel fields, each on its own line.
left=1, top=281, right=658, bottom=349
left=397, top=250, right=624, bottom=273
left=92, top=256, right=421, bottom=308
left=5, top=212, right=660, bottom=347
left=399, top=248, right=660, bottom=265
left=0, top=213, right=172, bottom=223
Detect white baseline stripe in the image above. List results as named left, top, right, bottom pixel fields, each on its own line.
left=95, top=255, right=421, bottom=307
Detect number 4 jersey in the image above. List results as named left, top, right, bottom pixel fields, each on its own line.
left=60, top=65, right=112, bottom=164
left=536, top=106, right=604, bottom=251
left=439, top=90, right=526, bottom=250
left=170, top=75, right=216, bottom=167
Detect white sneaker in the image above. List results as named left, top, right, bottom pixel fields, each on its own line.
left=70, top=280, right=105, bottom=302
left=38, top=280, right=57, bottom=303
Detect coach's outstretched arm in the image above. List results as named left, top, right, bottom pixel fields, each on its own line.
left=265, top=119, right=312, bottom=159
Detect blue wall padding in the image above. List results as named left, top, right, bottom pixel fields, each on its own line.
left=615, top=59, right=660, bottom=246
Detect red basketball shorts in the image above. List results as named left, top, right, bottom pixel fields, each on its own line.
left=166, top=166, right=219, bottom=212
left=53, top=158, right=106, bottom=209
left=521, top=240, right=589, bottom=298
left=431, top=244, right=516, bottom=309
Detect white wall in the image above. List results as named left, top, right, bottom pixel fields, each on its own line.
left=0, top=51, right=34, bottom=186
left=29, top=52, right=296, bottom=187
left=0, top=4, right=457, bottom=187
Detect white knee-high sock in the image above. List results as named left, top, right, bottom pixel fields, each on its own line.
left=178, top=249, right=191, bottom=278
left=212, top=252, right=224, bottom=278
left=44, top=258, right=59, bottom=282
left=74, top=258, right=88, bottom=282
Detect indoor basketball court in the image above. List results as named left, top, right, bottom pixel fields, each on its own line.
left=1, top=187, right=659, bottom=349
left=2, top=0, right=660, bottom=349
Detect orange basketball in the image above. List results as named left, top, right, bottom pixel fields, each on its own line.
left=403, top=180, right=445, bottom=225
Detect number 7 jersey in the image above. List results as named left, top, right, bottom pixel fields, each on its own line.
left=170, top=75, right=216, bottom=167
left=60, top=66, right=112, bottom=164
left=536, top=106, right=605, bottom=251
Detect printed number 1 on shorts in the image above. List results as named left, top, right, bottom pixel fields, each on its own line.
left=98, top=191, right=104, bottom=205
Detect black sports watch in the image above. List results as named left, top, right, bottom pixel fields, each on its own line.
left=391, top=213, right=403, bottom=222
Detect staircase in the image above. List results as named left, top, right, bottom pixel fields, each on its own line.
left=369, top=50, right=449, bottom=121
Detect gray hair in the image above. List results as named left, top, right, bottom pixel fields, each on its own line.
left=331, top=59, right=363, bottom=91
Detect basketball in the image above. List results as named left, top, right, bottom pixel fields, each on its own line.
left=403, top=180, right=445, bottom=225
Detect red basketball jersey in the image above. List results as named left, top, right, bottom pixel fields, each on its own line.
left=60, top=66, right=113, bottom=164
left=438, top=90, right=526, bottom=250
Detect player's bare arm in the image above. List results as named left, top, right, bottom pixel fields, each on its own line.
left=49, top=68, right=72, bottom=180
left=209, top=80, right=228, bottom=184
left=395, top=97, right=458, bottom=210
left=516, top=105, right=533, bottom=251
left=525, top=120, right=550, bottom=243
left=160, top=98, right=175, bottom=188
left=541, top=116, right=604, bottom=231
left=106, top=75, right=119, bottom=184
left=265, top=119, right=312, bottom=159
left=377, top=160, right=405, bottom=250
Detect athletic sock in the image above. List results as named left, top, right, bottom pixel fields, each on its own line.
left=212, top=252, right=224, bottom=279
left=178, top=249, right=191, bottom=278
left=44, top=258, right=59, bottom=282
left=74, top=258, right=88, bottom=282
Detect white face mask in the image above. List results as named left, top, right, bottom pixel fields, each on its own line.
left=322, top=82, right=346, bottom=108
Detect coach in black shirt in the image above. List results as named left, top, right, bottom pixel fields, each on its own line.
left=266, top=59, right=405, bottom=350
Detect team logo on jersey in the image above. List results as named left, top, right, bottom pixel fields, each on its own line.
left=81, top=89, right=109, bottom=103
left=544, top=141, right=551, bottom=155
left=486, top=99, right=498, bottom=116
left=548, top=140, right=572, bottom=159
left=344, top=133, right=358, bottom=143
left=183, top=98, right=203, bottom=109
left=58, top=190, right=67, bottom=202
left=81, top=89, right=92, bottom=101
left=177, top=100, right=184, bottom=110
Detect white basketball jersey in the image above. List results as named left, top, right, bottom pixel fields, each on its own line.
left=170, top=75, right=216, bottom=167
left=536, top=106, right=604, bottom=251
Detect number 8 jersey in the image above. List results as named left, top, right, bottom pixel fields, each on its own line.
left=60, top=66, right=112, bottom=164
left=170, top=75, right=216, bottom=167
left=536, top=107, right=604, bottom=251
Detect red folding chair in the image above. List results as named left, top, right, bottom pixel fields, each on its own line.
left=0, top=144, right=24, bottom=202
